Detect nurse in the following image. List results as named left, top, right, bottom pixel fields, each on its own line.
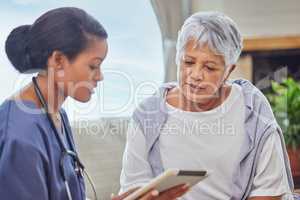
left=0, top=7, right=189, bottom=200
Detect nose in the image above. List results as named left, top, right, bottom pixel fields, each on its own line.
left=190, top=65, right=204, bottom=81
left=94, top=68, right=104, bottom=82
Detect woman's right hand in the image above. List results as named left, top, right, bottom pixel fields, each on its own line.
left=112, top=184, right=190, bottom=200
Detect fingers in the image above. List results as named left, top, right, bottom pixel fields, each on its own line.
left=111, top=187, right=140, bottom=200
left=158, top=183, right=190, bottom=199
left=139, top=189, right=159, bottom=200
left=112, top=184, right=190, bottom=200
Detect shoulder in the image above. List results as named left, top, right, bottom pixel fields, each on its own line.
left=232, top=79, right=275, bottom=122
left=232, top=79, right=269, bottom=102
left=133, top=82, right=176, bottom=116
left=0, top=100, right=48, bottom=154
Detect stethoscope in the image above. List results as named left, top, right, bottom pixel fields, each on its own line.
left=32, top=77, right=98, bottom=200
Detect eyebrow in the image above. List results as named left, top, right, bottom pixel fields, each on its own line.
left=205, top=61, right=218, bottom=65
left=93, top=57, right=105, bottom=62
left=183, top=55, right=196, bottom=60
left=184, top=55, right=218, bottom=65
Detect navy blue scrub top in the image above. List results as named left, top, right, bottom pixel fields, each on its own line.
left=0, top=100, right=86, bottom=200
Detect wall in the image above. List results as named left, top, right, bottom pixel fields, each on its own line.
left=192, top=0, right=300, bottom=37
left=191, top=0, right=300, bottom=81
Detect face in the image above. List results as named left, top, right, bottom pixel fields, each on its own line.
left=178, top=39, right=230, bottom=104
left=59, top=38, right=108, bottom=102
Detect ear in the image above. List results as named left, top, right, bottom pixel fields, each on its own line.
left=47, top=50, right=68, bottom=71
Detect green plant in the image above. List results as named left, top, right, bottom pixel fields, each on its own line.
left=266, top=78, right=300, bottom=150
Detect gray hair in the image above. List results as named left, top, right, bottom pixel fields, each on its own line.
left=176, top=11, right=243, bottom=67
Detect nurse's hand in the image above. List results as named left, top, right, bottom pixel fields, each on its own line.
left=112, top=184, right=190, bottom=200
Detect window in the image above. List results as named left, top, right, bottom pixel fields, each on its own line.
left=0, top=0, right=164, bottom=121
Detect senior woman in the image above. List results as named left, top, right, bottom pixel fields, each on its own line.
left=120, top=11, right=295, bottom=200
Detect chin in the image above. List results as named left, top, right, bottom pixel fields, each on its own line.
left=73, top=93, right=92, bottom=103
left=78, top=97, right=91, bottom=103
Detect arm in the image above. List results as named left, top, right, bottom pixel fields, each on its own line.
left=247, top=132, right=292, bottom=199
left=119, top=119, right=154, bottom=193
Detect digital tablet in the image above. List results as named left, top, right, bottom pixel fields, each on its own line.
left=123, top=168, right=208, bottom=200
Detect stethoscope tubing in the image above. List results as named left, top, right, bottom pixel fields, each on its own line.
left=32, top=77, right=97, bottom=200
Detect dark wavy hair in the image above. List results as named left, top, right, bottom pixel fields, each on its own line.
left=5, top=7, right=108, bottom=73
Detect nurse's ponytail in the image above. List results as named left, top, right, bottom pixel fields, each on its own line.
left=5, top=25, right=34, bottom=73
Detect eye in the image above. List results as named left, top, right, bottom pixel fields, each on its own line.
left=205, top=65, right=215, bottom=71
left=184, top=61, right=195, bottom=66
left=89, top=65, right=98, bottom=70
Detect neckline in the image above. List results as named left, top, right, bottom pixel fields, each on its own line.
left=5, top=99, right=64, bottom=116
left=6, top=99, right=45, bottom=114
left=165, top=84, right=241, bottom=118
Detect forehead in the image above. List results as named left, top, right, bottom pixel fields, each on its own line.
left=184, top=39, right=224, bottom=63
left=80, top=38, right=108, bottom=60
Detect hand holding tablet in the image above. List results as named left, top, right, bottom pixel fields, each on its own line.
left=123, top=168, right=208, bottom=200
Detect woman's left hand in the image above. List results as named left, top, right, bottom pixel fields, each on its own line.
left=111, top=184, right=190, bottom=200
left=111, top=187, right=139, bottom=200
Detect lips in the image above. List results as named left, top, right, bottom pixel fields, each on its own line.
left=186, top=83, right=208, bottom=94
left=188, top=83, right=206, bottom=90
